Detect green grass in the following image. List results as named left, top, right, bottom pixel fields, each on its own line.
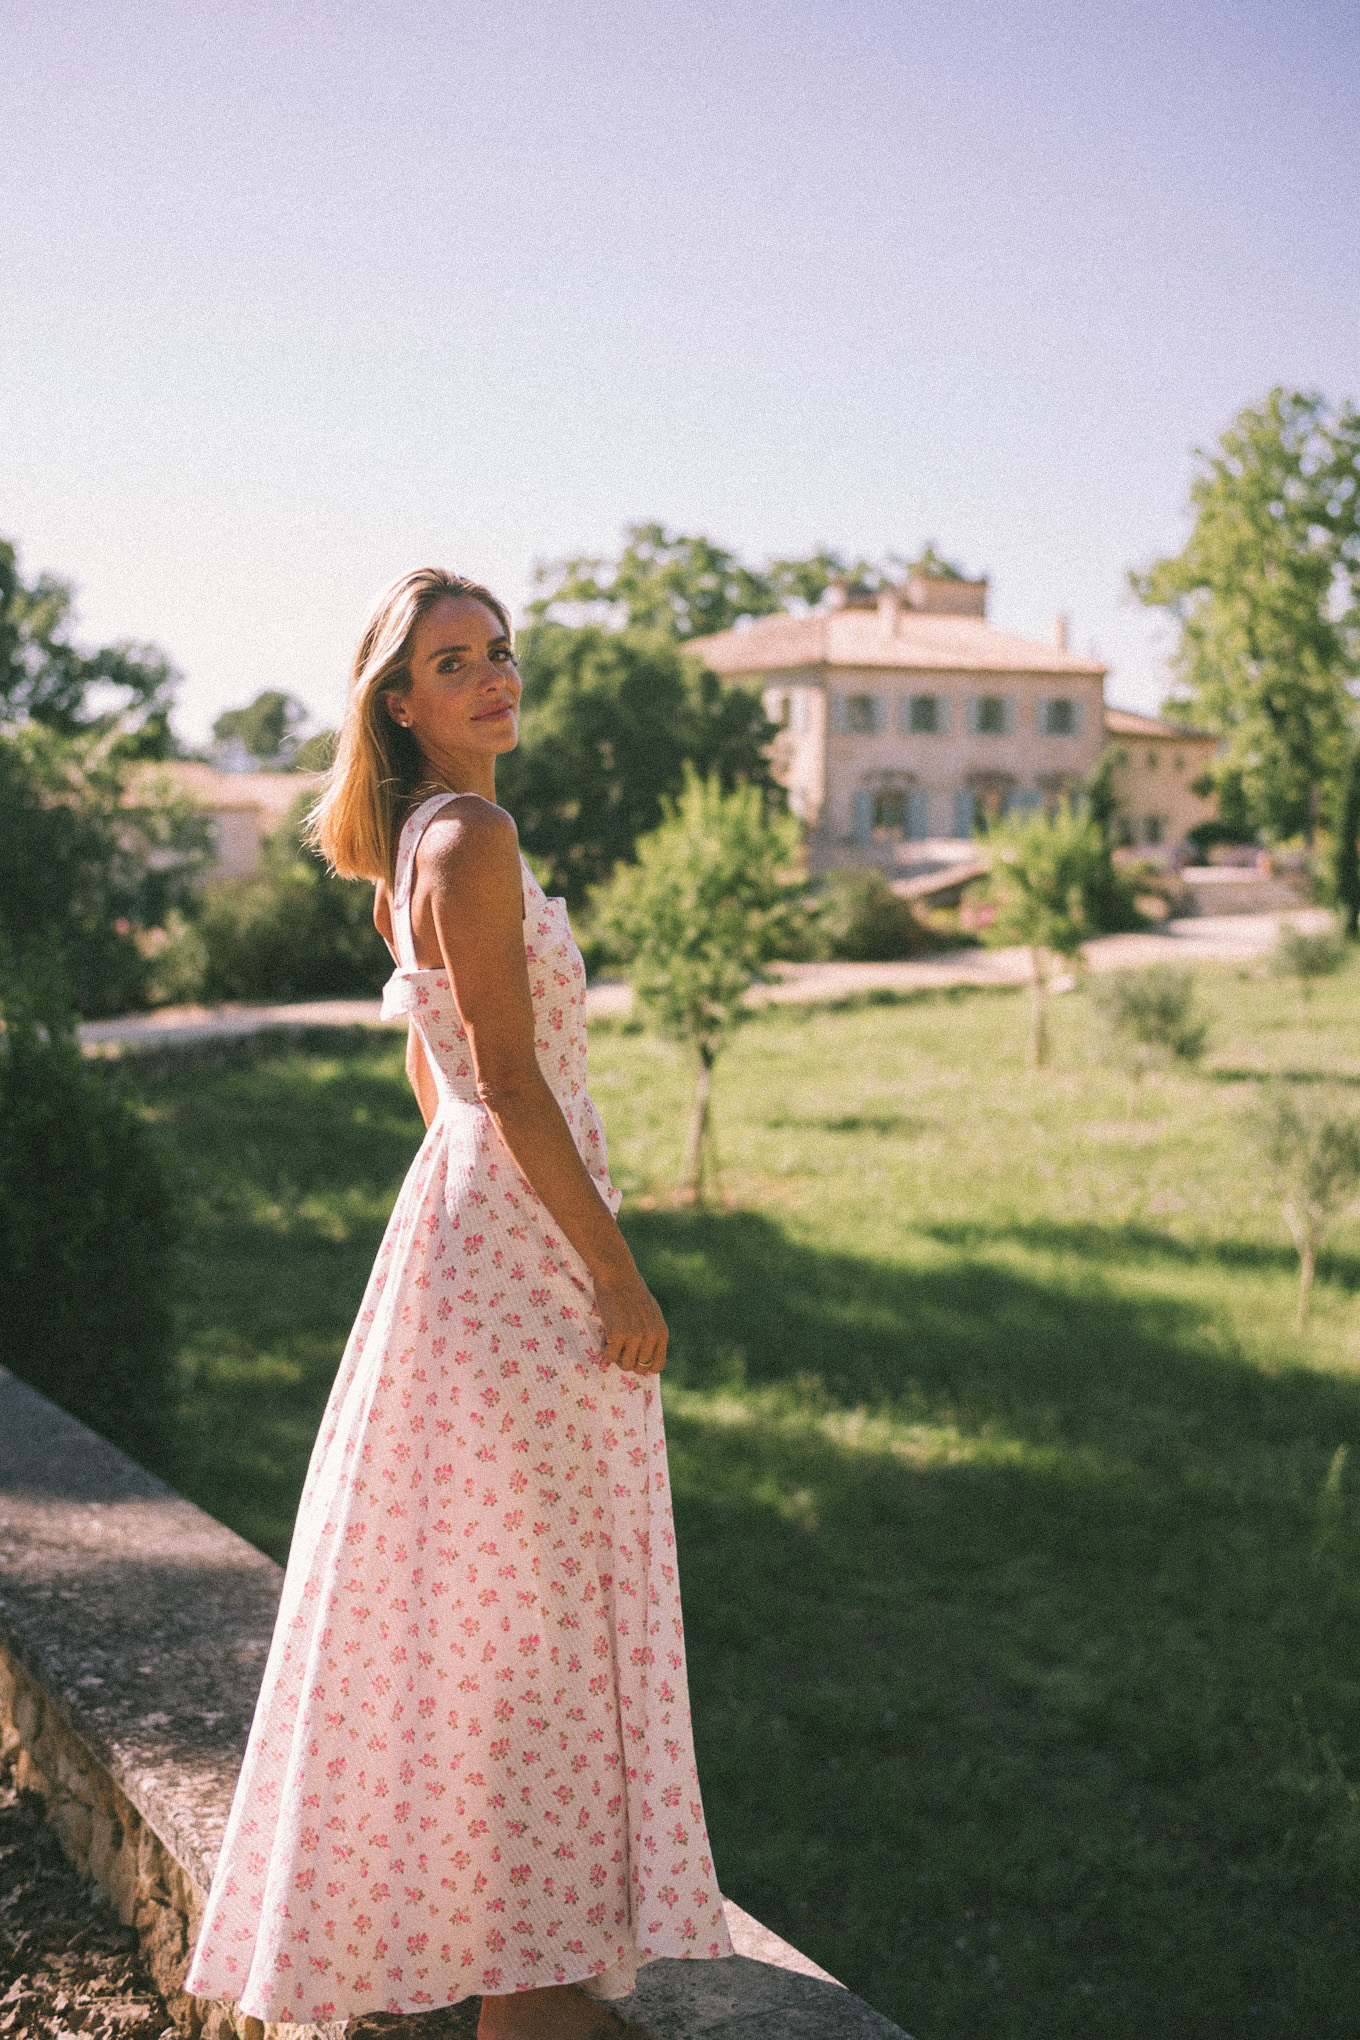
left=135, top=963, right=1360, bottom=2039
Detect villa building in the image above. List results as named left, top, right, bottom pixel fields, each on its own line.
left=1102, top=707, right=1218, bottom=853
left=691, top=573, right=1110, bottom=873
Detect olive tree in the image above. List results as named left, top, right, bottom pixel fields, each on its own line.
left=1248, top=1084, right=1360, bottom=1328
left=1270, top=919, right=1347, bottom=1001
left=593, top=770, right=805, bottom=1199
left=1090, top=965, right=1207, bottom=1116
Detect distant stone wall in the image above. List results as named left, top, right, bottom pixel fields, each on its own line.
left=0, top=1369, right=908, bottom=2040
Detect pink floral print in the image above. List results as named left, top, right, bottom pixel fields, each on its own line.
left=186, top=794, right=730, bottom=2024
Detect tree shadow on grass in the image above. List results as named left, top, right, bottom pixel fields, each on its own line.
left=623, top=1206, right=1360, bottom=2035
left=924, top=1212, right=1360, bottom=1295
left=624, top=1206, right=1360, bottom=1482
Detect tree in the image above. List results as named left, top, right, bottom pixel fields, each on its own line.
left=593, top=771, right=806, bottom=1200
left=213, top=689, right=308, bottom=764
left=981, top=807, right=1112, bottom=1068
left=1132, top=390, right=1360, bottom=842
left=1333, top=744, right=1360, bottom=937
left=0, top=536, right=180, bottom=755
left=1248, top=1084, right=1360, bottom=1328
left=1090, top=965, right=1207, bottom=1116
left=529, top=522, right=963, bottom=639
left=0, top=724, right=208, bottom=1015
left=497, top=622, right=779, bottom=906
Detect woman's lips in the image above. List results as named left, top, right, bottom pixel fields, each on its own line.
left=474, top=703, right=516, bottom=723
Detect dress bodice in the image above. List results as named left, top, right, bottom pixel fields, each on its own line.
left=379, top=792, right=617, bottom=1210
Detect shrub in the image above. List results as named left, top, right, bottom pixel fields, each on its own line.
left=815, top=869, right=926, bottom=962
left=1090, top=965, right=1207, bottom=1112
left=1270, top=920, right=1347, bottom=1000
left=0, top=962, right=178, bottom=1461
left=197, top=794, right=391, bottom=1002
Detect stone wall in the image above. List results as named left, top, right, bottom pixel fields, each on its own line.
left=0, top=1370, right=908, bottom=2040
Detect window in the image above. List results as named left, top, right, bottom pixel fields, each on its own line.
left=1041, top=697, right=1082, bottom=736
left=969, top=695, right=1011, bottom=735
left=1144, top=815, right=1165, bottom=846
left=1146, top=751, right=1159, bottom=771
left=902, top=693, right=948, bottom=735
left=874, top=789, right=908, bottom=837
left=835, top=693, right=884, bottom=735
left=953, top=789, right=976, bottom=837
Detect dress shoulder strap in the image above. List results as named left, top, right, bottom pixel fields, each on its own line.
left=392, top=791, right=461, bottom=970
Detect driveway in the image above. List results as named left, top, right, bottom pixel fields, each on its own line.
left=78, top=910, right=1334, bottom=1054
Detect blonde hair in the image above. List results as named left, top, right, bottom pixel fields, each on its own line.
left=309, top=568, right=513, bottom=882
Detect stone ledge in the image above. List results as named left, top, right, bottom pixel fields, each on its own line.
left=0, top=1371, right=910, bottom=2039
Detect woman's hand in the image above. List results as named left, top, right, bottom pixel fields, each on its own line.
left=593, top=1265, right=668, bottom=1376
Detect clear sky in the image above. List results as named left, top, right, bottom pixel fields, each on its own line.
left=3, top=0, right=1357, bottom=743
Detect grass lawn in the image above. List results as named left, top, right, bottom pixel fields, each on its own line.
left=136, top=960, right=1360, bottom=2040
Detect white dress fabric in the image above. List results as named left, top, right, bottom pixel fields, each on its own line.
left=187, top=792, right=731, bottom=2024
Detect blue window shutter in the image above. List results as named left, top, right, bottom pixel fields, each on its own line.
left=852, top=789, right=875, bottom=842
left=1004, top=697, right=1017, bottom=735
left=897, top=696, right=911, bottom=735
left=906, top=789, right=930, bottom=839
left=832, top=695, right=848, bottom=735
left=953, top=789, right=975, bottom=837
left=938, top=696, right=952, bottom=735
left=873, top=695, right=887, bottom=734
left=965, top=697, right=979, bottom=735
left=1072, top=698, right=1086, bottom=736
left=1011, top=788, right=1043, bottom=816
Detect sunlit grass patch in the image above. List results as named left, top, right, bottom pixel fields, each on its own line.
left=133, top=960, right=1360, bottom=2036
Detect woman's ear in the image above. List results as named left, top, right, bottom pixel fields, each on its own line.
left=384, top=690, right=412, bottom=730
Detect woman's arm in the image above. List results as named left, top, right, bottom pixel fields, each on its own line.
left=410, top=800, right=666, bottom=1377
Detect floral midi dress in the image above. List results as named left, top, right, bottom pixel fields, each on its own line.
left=186, top=791, right=731, bottom=2025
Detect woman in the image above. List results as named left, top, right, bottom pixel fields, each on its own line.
left=186, top=570, right=731, bottom=2036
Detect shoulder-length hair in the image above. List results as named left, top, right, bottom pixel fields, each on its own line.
left=308, top=568, right=513, bottom=883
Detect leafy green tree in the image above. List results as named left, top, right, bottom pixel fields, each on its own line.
left=816, top=868, right=925, bottom=961
left=1248, top=1083, right=1360, bottom=1327
left=0, top=726, right=208, bottom=1015
left=292, top=727, right=339, bottom=772
left=982, top=807, right=1114, bottom=1068
left=1332, top=745, right=1360, bottom=937
left=594, top=771, right=806, bottom=1199
left=529, top=522, right=965, bottom=640
left=1133, top=390, right=1360, bottom=841
left=0, top=536, right=180, bottom=755
left=213, top=688, right=309, bottom=763
left=497, top=622, right=779, bottom=906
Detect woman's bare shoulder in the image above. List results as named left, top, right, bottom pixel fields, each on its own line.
left=416, top=796, right=520, bottom=889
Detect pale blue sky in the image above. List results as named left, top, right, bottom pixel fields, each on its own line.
left=2, top=0, right=1356, bottom=742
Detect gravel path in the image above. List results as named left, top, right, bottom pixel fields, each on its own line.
left=0, top=1761, right=174, bottom=2040
left=76, top=911, right=1331, bottom=1056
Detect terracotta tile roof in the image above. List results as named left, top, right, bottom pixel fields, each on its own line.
left=1104, top=706, right=1217, bottom=742
left=127, top=761, right=324, bottom=816
left=689, top=608, right=1107, bottom=678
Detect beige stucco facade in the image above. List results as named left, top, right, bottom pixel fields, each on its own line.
left=692, top=576, right=1109, bottom=872
left=1103, top=709, right=1219, bottom=853
left=129, top=762, right=323, bottom=878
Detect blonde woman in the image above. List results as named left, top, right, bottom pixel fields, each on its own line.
left=186, top=572, right=731, bottom=2037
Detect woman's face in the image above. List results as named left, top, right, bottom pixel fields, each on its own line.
left=388, top=595, right=521, bottom=766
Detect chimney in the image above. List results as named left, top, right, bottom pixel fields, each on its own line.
left=876, top=586, right=900, bottom=635
left=1053, top=613, right=1070, bottom=652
